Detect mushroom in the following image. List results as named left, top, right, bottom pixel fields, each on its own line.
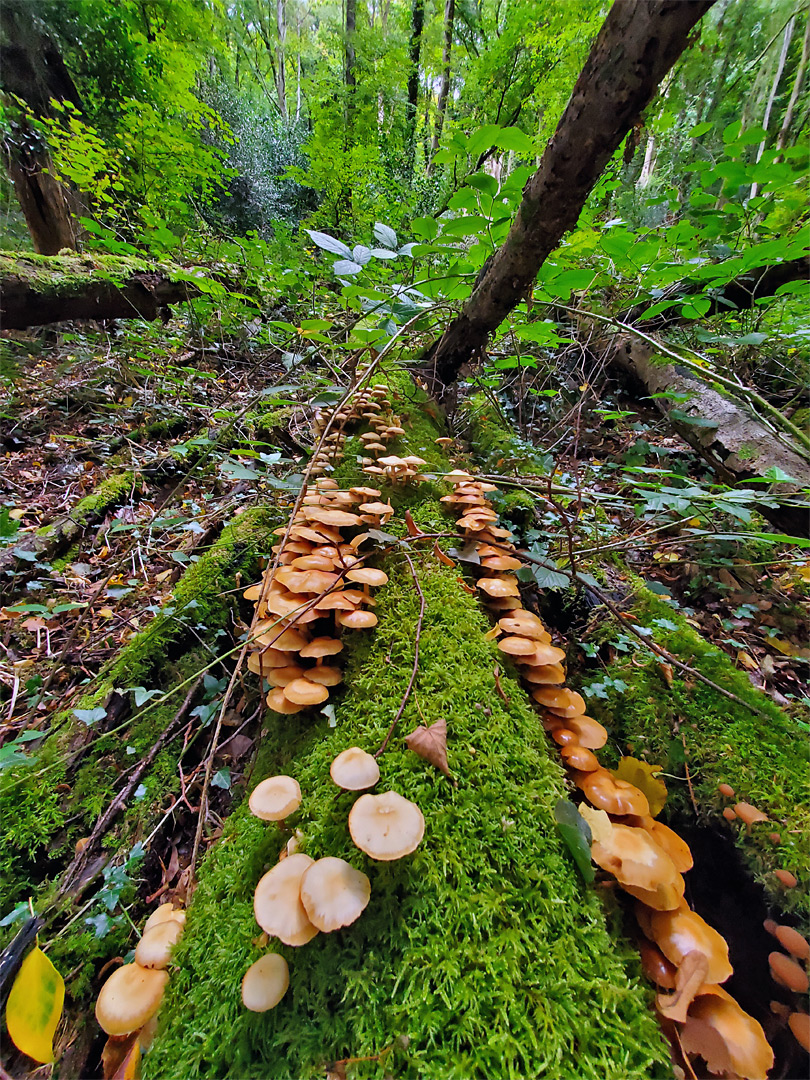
left=283, top=678, right=330, bottom=706
left=560, top=745, right=601, bottom=772
left=306, top=665, right=343, bottom=686
left=788, top=1012, right=810, bottom=1053
left=775, top=869, right=798, bottom=888
left=266, top=687, right=307, bottom=714
left=680, top=993, right=773, bottom=1080
left=774, top=924, right=810, bottom=961
left=330, top=746, right=380, bottom=790
left=733, top=802, right=769, bottom=827
left=591, top=822, right=684, bottom=911
left=562, top=715, right=609, bottom=749
left=95, top=964, right=169, bottom=1036
left=533, top=687, right=586, bottom=716
left=134, top=920, right=184, bottom=970
left=143, top=903, right=186, bottom=936
left=241, top=954, right=290, bottom=1013
left=336, top=610, right=378, bottom=629
left=348, top=791, right=425, bottom=860
left=497, top=635, right=537, bottom=657
left=520, top=642, right=567, bottom=667
left=249, top=775, right=302, bottom=821
left=521, top=662, right=566, bottom=685
left=717, top=783, right=735, bottom=797
left=575, top=769, right=650, bottom=816
left=346, top=567, right=389, bottom=593
left=300, top=857, right=371, bottom=931
left=266, top=664, right=307, bottom=687
left=477, top=577, right=521, bottom=598
left=769, top=951, right=809, bottom=993
left=648, top=908, right=733, bottom=984
left=638, top=937, right=677, bottom=988
left=498, top=614, right=551, bottom=642
left=254, top=853, right=319, bottom=946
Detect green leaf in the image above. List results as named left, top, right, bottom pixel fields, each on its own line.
left=441, top=216, right=490, bottom=238
left=373, top=222, right=398, bottom=249
left=669, top=409, right=718, bottom=429
left=305, top=229, right=352, bottom=258
left=553, top=800, right=594, bottom=882
left=467, top=171, right=499, bottom=197
left=73, top=707, right=107, bottom=726
left=688, top=121, right=713, bottom=139
left=333, top=259, right=364, bottom=275
left=412, top=216, right=438, bottom=241
left=212, top=768, right=232, bottom=790
left=219, top=460, right=258, bottom=480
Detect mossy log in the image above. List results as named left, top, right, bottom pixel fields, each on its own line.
left=0, top=252, right=201, bottom=328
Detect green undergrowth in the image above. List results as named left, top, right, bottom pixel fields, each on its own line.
left=580, top=579, right=810, bottom=923
left=0, top=507, right=278, bottom=916
left=459, top=392, right=549, bottom=473
left=145, top=518, right=669, bottom=1080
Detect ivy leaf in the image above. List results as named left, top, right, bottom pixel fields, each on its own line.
left=612, top=757, right=668, bottom=817
left=212, top=768, right=232, bottom=790
left=73, top=707, right=107, bottom=727
left=553, top=799, right=594, bottom=883
left=5, top=946, right=65, bottom=1064
left=404, top=717, right=450, bottom=777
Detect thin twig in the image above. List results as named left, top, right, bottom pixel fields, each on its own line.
left=375, top=552, right=425, bottom=758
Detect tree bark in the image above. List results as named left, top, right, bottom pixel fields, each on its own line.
left=609, top=335, right=810, bottom=537
left=422, top=0, right=716, bottom=388
left=428, top=0, right=455, bottom=173
left=750, top=13, right=795, bottom=199
left=0, top=253, right=197, bottom=329
left=406, top=0, right=425, bottom=173
left=276, top=0, right=288, bottom=120
left=775, top=11, right=810, bottom=153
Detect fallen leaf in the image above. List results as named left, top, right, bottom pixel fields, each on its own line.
left=5, top=946, right=65, bottom=1064
left=736, top=650, right=758, bottom=670
left=405, top=717, right=450, bottom=777
left=457, top=577, right=476, bottom=594
left=102, top=1032, right=138, bottom=1080
left=579, top=804, right=613, bottom=846
left=612, top=757, right=668, bottom=817
left=433, top=540, right=455, bottom=567
left=404, top=510, right=422, bottom=537
left=656, top=951, right=708, bottom=1023
left=658, top=662, right=674, bottom=687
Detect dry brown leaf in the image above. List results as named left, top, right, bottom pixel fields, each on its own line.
left=658, top=662, right=674, bottom=687
left=433, top=540, right=455, bottom=567
left=656, top=951, right=709, bottom=1023
left=736, top=650, right=758, bottom=670
left=404, top=510, right=422, bottom=537
left=102, top=1032, right=139, bottom=1080
left=405, top=717, right=450, bottom=777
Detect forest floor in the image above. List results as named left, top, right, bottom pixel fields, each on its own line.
left=0, top=319, right=808, bottom=1079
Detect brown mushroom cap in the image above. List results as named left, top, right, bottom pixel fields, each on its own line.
left=336, top=610, right=378, bottom=629
left=249, top=775, right=302, bottom=821
left=266, top=687, right=307, bottom=714
left=266, top=665, right=307, bottom=687
left=480, top=555, right=523, bottom=572
left=680, top=994, right=773, bottom=1080
left=348, top=791, right=425, bottom=860
left=521, top=643, right=567, bottom=667
left=283, top=678, right=330, bottom=706
left=497, top=614, right=550, bottom=641
left=591, top=823, right=684, bottom=907
left=649, top=908, right=733, bottom=984
left=134, top=920, right=184, bottom=970
left=95, top=964, right=169, bottom=1036
left=774, top=924, right=810, bottom=961
left=533, top=687, right=586, bottom=716
left=769, top=951, right=809, bottom=993
left=497, top=635, right=537, bottom=657
left=478, top=577, right=521, bottom=598
left=522, top=662, right=566, bottom=685
left=788, top=1012, right=810, bottom=1053
left=254, top=853, right=319, bottom=946
left=143, top=903, right=186, bottom=936
left=300, top=857, right=371, bottom=931
left=255, top=625, right=309, bottom=652
left=562, top=715, right=609, bottom=749
left=248, top=648, right=291, bottom=675
left=733, top=802, right=769, bottom=826
left=576, top=769, right=651, bottom=816
left=560, top=745, right=601, bottom=772
left=330, top=746, right=380, bottom=790
left=306, top=665, right=343, bottom=686
left=346, top=567, right=389, bottom=587
left=241, top=954, right=290, bottom=1012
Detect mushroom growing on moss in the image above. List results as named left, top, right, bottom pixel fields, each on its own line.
left=95, top=965, right=169, bottom=1036
left=134, top=920, right=184, bottom=970
left=680, top=992, right=773, bottom=1080
left=241, top=954, right=290, bottom=1013
left=254, top=854, right=319, bottom=946
left=349, top=791, right=425, bottom=860
left=330, top=747, right=380, bottom=790
left=648, top=907, right=733, bottom=984
left=249, top=776, right=302, bottom=821
left=300, top=857, right=371, bottom=931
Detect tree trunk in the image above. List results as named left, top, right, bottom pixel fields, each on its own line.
left=428, top=0, right=455, bottom=174
left=406, top=0, right=425, bottom=174
left=608, top=335, right=810, bottom=537
left=775, top=11, right=810, bottom=153
left=750, top=13, right=795, bottom=199
left=345, top=0, right=357, bottom=92
left=276, top=0, right=288, bottom=120
left=0, top=252, right=198, bottom=329
left=422, top=0, right=716, bottom=388
left=3, top=139, right=77, bottom=254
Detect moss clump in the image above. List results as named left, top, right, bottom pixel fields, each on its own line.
left=0, top=251, right=188, bottom=295
left=580, top=580, right=810, bottom=922
left=145, top=512, right=669, bottom=1080
left=0, top=508, right=278, bottom=915
left=36, top=470, right=137, bottom=541
left=459, top=393, right=548, bottom=474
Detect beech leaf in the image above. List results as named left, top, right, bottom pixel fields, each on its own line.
left=5, top=946, right=65, bottom=1064
left=405, top=717, right=450, bottom=776
left=611, top=756, right=668, bottom=817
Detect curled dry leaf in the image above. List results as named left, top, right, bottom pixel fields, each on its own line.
left=656, top=951, right=709, bottom=1023
left=658, top=662, right=674, bottom=687
left=405, top=717, right=450, bottom=777
left=433, top=540, right=455, bottom=568
left=404, top=510, right=422, bottom=537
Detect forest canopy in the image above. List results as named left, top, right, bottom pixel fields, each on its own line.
left=0, top=1, right=808, bottom=1079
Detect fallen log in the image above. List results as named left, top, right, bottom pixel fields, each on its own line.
left=0, top=251, right=201, bottom=329
left=610, top=334, right=810, bottom=537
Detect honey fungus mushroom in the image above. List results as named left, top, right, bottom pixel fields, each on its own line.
left=249, top=775, right=302, bottom=821
left=254, top=853, right=319, bottom=946
left=330, top=746, right=380, bottom=790
left=300, top=857, right=371, bottom=931
left=134, top=919, right=184, bottom=969
left=349, top=791, right=425, bottom=860
left=95, top=964, right=169, bottom=1036
left=241, top=954, right=290, bottom=1013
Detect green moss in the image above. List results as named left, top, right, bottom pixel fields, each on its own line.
left=0, top=251, right=187, bottom=295
left=0, top=508, right=278, bottom=915
left=145, top=506, right=669, bottom=1080
left=36, top=470, right=137, bottom=542
left=459, top=393, right=547, bottom=473
left=580, top=580, right=810, bottom=922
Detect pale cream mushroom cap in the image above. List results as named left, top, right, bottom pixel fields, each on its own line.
left=300, top=857, right=371, bottom=932
left=241, top=954, right=290, bottom=1012
left=95, top=964, right=169, bottom=1036
left=249, top=775, right=302, bottom=821
left=330, top=746, right=380, bottom=790
left=134, top=919, right=184, bottom=970
left=143, top=902, right=186, bottom=936
left=348, top=791, right=425, bottom=860
left=254, top=853, right=319, bottom=946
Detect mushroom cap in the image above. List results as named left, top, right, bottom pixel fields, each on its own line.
left=336, top=610, right=378, bottom=629
left=134, top=920, right=184, bottom=970
left=576, top=769, right=651, bottom=816
left=266, top=664, right=307, bottom=687
left=283, top=678, right=330, bottom=705
left=346, top=567, right=389, bottom=587
left=291, top=555, right=336, bottom=571
left=480, top=555, right=523, bottom=571
left=733, top=801, right=769, bottom=826
left=266, top=687, right=306, bottom=714
left=143, top=903, right=186, bottom=936
left=358, top=503, right=394, bottom=518
left=300, top=857, right=371, bottom=931
left=248, top=648, right=292, bottom=674
left=788, top=1012, right=810, bottom=1053
left=497, top=635, right=537, bottom=657
left=241, top=954, right=290, bottom=1012
left=305, top=665, right=343, bottom=686
left=330, top=746, right=380, bottom=790
left=649, top=908, right=733, bottom=984
left=638, top=937, right=678, bottom=989
left=95, top=964, right=169, bottom=1036
left=533, top=687, right=586, bottom=715
left=560, top=745, right=601, bottom=772
left=522, top=662, right=566, bottom=685
left=680, top=994, right=773, bottom=1080
left=775, top=869, right=798, bottom=888
left=304, top=508, right=362, bottom=528
left=478, top=577, right=521, bottom=597
left=348, top=791, right=425, bottom=860
left=254, top=853, right=320, bottom=946
left=249, top=775, right=302, bottom=821
left=562, top=715, right=608, bottom=749
left=349, top=487, right=382, bottom=499
left=774, top=924, right=810, bottom=961
left=591, top=823, right=684, bottom=904
left=255, top=624, right=309, bottom=652
left=769, top=951, right=809, bottom=993
left=498, top=614, right=550, bottom=641
left=520, top=642, right=567, bottom=667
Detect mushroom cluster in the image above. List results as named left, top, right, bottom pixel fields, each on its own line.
left=444, top=473, right=775, bottom=1080
left=716, top=784, right=797, bottom=889
left=310, top=384, right=402, bottom=477
left=762, top=919, right=810, bottom=1055
left=94, top=902, right=186, bottom=1060
left=243, top=763, right=423, bottom=1012
left=243, top=478, right=390, bottom=715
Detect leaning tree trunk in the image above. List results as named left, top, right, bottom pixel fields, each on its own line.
left=775, top=11, right=810, bottom=154
left=750, top=13, right=795, bottom=200
left=421, top=0, right=716, bottom=388
left=276, top=0, right=288, bottom=120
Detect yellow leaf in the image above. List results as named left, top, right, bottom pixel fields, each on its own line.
left=611, top=757, right=668, bottom=817
left=99, top=607, right=115, bottom=619
left=9, top=508, right=25, bottom=521
left=155, top=569, right=173, bottom=583
left=5, top=946, right=65, bottom=1064
left=737, top=650, right=758, bottom=670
